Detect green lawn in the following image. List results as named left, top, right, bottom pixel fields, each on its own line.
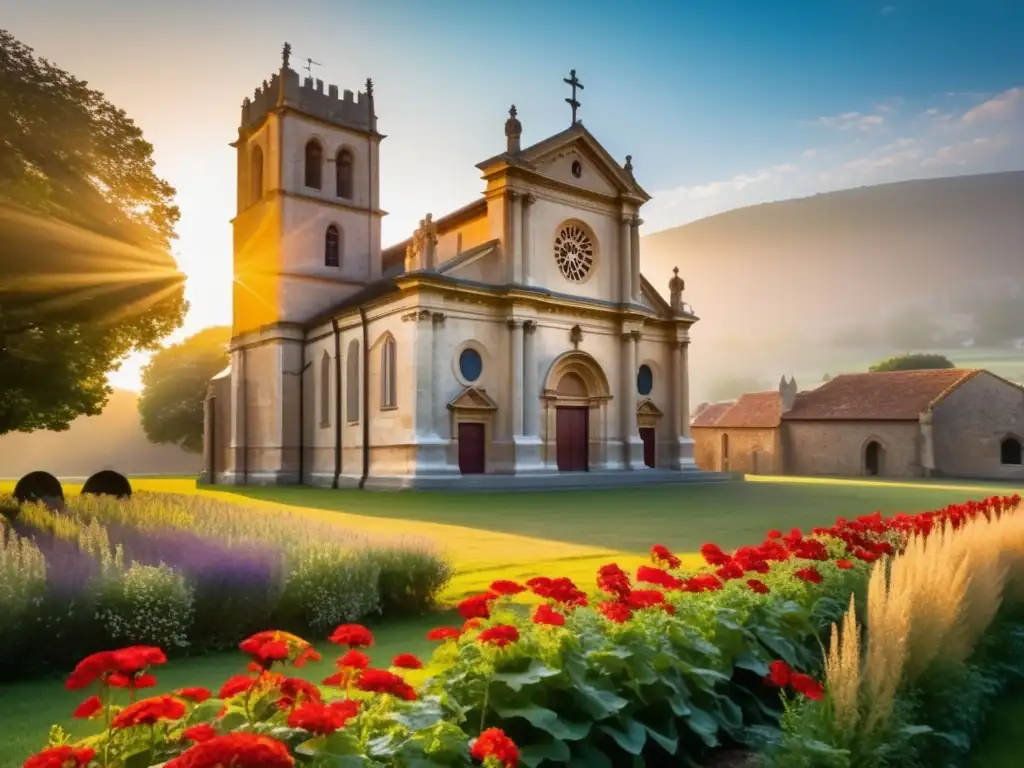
left=3, top=475, right=1022, bottom=765
left=1, top=612, right=450, bottom=767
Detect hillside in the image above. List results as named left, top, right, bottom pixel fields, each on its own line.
left=0, top=389, right=201, bottom=479
left=641, top=171, right=1024, bottom=344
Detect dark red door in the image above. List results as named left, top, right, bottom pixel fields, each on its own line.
left=556, top=407, right=589, bottom=472
left=458, top=422, right=485, bottom=474
left=639, top=427, right=655, bottom=468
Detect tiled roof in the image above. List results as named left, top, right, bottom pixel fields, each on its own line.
left=691, top=392, right=783, bottom=429
left=782, top=368, right=982, bottom=421
left=691, top=402, right=734, bottom=428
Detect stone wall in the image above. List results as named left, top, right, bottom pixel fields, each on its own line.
left=932, top=371, right=1024, bottom=480
left=781, top=421, right=922, bottom=477
left=692, top=427, right=780, bottom=474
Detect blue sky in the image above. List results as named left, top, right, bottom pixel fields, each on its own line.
left=5, top=0, right=1023, bottom=387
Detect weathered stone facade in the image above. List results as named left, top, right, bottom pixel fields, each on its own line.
left=202, top=49, right=709, bottom=489
left=691, top=370, right=1024, bottom=481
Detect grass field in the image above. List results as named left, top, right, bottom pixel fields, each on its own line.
left=3, top=474, right=1023, bottom=765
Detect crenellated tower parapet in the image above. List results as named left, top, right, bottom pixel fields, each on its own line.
left=240, top=43, right=376, bottom=135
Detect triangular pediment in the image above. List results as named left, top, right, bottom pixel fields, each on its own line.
left=637, top=398, right=664, bottom=417
left=447, top=386, right=499, bottom=411
left=640, top=276, right=673, bottom=317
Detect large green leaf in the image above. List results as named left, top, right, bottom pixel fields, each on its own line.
left=683, top=705, right=720, bottom=748
left=492, top=704, right=591, bottom=741
left=519, top=738, right=572, bottom=767
left=599, top=717, right=647, bottom=755
left=322, top=729, right=365, bottom=756
left=570, top=680, right=629, bottom=720
left=567, top=740, right=614, bottom=768
left=390, top=699, right=446, bottom=732
left=733, top=650, right=769, bottom=676
left=492, top=660, right=562, bottom=692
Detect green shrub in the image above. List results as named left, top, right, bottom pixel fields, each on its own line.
left=279, top=547, right=381, bottom=633
left=93, top=563, right=194, bottom=650
left=373, top=546, right=455, bottom=616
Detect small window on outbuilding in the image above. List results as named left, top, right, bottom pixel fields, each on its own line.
left=1001, top=437, right=1022, bottom=466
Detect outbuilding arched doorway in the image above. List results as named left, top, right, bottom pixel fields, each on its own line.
left=542, top=351, right=612, bottom=472
left=864, top=440, right=883, bottom=477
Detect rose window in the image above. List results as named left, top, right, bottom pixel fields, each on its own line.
left=554, top=224, right=594, bottom=282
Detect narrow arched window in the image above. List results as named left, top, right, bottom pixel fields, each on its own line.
left=336, top=148, right=354, bottom=199
left=325, top=225, right=340, bottom=267
left=1002, top=437, right=1023, bottom=466
left=304, top=139, right=322, bottom=189
left=346, top=339, right=360, bottom=422
left=319, top=352, right=331, bottom=427
left=380, top=336, right=397, bottom=409
left=250, top=146, right=264, bottom=204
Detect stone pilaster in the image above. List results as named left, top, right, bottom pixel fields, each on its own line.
left=229, top=348, right=247, bottom=484
left=512, top=319, right=545, bottom=473
left=619, top=215, right=632, bottom=304
left=401, top=309, right=452, bottom=475
left=510, top=192, right=523, bottom=284
left=521, top=194, right=536, bottom=285
left=672, top=339, right=696, bottom=468
left=919, top=410, right=936, bottom=476
left=622, top=329, right=646, bottom=469
left=630, top=216, right=643, bottom=303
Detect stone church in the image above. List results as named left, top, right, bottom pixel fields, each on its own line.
left=202, top=47, right=708, bottom=489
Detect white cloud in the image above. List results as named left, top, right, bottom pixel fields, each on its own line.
left=645, top=84, right=1024, bottom=232
left=962, top=87, right=1024, bottom=123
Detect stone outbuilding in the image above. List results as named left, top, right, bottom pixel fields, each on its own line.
left=691, top=369, right=1024, bottom=481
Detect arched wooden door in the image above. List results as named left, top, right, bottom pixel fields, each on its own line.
left=555, top=372, right=589, bottom=471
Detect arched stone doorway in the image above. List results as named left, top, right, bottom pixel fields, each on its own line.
left=541, top=351, right=612, bottom=472
left=864, top=440, right=883, bottom=477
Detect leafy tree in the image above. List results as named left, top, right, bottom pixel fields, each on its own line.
left=0, top=30, right=186, bottom=434
left=869, top=353, right=955, bottom=372
left=139, top=327, right=230, bottom=453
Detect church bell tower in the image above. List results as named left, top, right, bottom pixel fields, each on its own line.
left=231, top=42, right=384, bottom=336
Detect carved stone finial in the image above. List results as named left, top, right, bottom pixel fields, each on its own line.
left=365, top=78, right=374, bottom=97
left=570, top=324, right=584, bottom=350
left=505, top=104, right=523, bottom=153
left=668, top=266, right=685, bottom=315
left=624, top=154, right=633, bottom=173
left=282, top=42, right=292, bottom=68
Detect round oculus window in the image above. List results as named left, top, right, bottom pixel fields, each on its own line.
left=571, top=160, right=582, bottom=178
left=637, top=364, right=653, bottom=396
left=554, top=224, right=595, bottom=282
left=458, top=348, right=483, bottom=383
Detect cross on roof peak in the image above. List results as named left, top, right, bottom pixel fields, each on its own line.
left=563, top=69, right=584, bottom=125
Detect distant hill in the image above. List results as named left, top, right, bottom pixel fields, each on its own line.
left=641, top=171, right=1024, bottom=400
left=0, top=389, right=201, bottom=479
left=642, top=171, right=1024, bottom=344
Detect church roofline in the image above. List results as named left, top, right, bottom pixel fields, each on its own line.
left=381, top=198, right=488, bottom=269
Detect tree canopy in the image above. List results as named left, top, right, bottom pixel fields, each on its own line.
left=0, top=29, right=186, bottom=434
left=139, top=327, right=230, bottom=454
left=869, top=353, right=956, bottom=373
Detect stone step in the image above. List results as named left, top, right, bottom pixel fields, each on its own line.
left=361, top=469, right=738, bottom=492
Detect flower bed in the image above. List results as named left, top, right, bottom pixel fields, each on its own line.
left=0, top=492, right=452, bottom=681
left=20, top=494, right=1022, bottom=767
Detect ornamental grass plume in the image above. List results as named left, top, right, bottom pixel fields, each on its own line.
left=824, top=593, right=861, bottom=735
left=862, top=558, right=909, bottom=734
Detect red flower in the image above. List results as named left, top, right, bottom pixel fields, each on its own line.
left=338, top=649, right=371, bottom=669
left=218, top=674, right=257, bottom=699
left=426, top=626, right=462, bottom=641
left=175, top=687, right=212, bottom=703
left=766, top=529, right=782, bottom=539
left=683, top=574, right=724, bottom=593
left=72, top=695, right=102, bottom=719
left=109, top=671, right=157, bottom=689
left=321, top=670, right=354, bottom=688
left=650, top=544, right=681, bottom=569
left=489, top=579, right=526, bottom=595
left=791, top=673, right=825, bottom=701
left=65, top=646, right=166, bottom=691
left=626, top=589, right=665, bottom=609
left=597, top=563, right=633, bottom=600
left=458, top=594, right=493, bottom=620
left=111, top=695, right=187, bottom=729
left=165, top=733, right=294, bottom=768
left=287, top=699, right=359, bottom=735
left=293, top=645, right=322, bottom=668
left=354, top=668, right=417, bottom=700
left=471, top=727, right=520, bottom=768
left=329, top=624, right=374, bottom=648
left=278, top=677, right=323, bottom=708
left=766, top=660, right=792, bottom=687
left=836, top=559, right=853, bottom=570
left=636, top=565, right=684, bottom=590
left=463, top=618, right=483, bottom=632
left=532, top=603, right=566, bottom=626
left=527, top=576, right=589, bottom=606
left=747, top=579, right=770, bottom=594
left=715, top=561, right=745, bottom=581
left=597, top=601, right=633, bottom=623
left=794, top=567, right=823, bottom=584
left=477, top=624, right=520, bottom=648
left=700, top=542, right=732, bottom=566
left=183, top=723, right=218, bottom=743
left=23, top=746, right=96, bottom=768
left=392, top=653, right=423, bottom=670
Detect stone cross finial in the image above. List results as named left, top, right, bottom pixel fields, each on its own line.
left=282, top=42, right=292, bottom=68
left=509, top=105, right=517, bottom=119
left=624, top=155, right=633, bottom=173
